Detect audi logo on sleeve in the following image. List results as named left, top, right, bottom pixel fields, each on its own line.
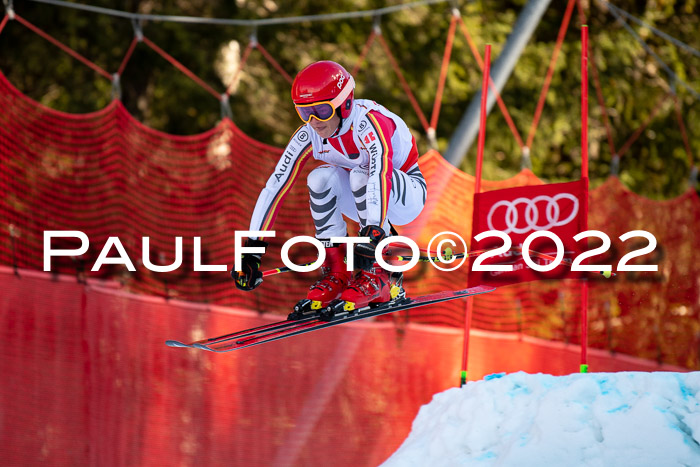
left=486, top=193, right=580, bottom=235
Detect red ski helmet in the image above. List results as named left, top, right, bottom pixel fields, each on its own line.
left=291, top=61, right=355, bottom=120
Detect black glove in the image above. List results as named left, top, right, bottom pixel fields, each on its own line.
left=354, top=225, right=387, bottom=271
left=233, top=238, right=268, bottom=291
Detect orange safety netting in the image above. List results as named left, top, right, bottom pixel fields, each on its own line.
left=2, top=69, right=699, bottom=369
left=0, top=69, right=318, bottom=311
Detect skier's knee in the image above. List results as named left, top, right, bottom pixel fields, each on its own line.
left=307, top=166, right=339, bottom=194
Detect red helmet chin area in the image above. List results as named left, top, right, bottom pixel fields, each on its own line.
left=292, top=61, right=354, bottom=119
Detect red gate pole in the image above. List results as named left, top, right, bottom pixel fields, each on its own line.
left=461, top=44, right=491, bottom=386
left=581, top=25, right=589, bottom=178
left=474, top=44, right=491, bottom=196
left=580, top=25, right=590, bottom=373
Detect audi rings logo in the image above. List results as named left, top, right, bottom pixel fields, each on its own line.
left=486, top=194, right=579, bottom=235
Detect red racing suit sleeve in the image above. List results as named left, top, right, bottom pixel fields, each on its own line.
left=248, top=126, right=314, bottom=234
left=357, top=110, right=395, bottom=227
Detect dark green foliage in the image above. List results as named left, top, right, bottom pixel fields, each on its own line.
left=0, top=0, right=697, bottom=198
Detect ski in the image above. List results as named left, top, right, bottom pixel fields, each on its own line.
left=165, top=285, right=496, bottom=353
left=164, top=314, right=319, bottom=349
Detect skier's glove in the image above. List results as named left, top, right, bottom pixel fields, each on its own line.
left=233, top=238, right=268, bottom=291
left=354, top=225, right=386, bottom=271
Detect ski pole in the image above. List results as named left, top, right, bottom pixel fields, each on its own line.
left=399, top=246, right=615, bottom=277
left=262, top=262, right=316, bottom=277
left=261, top=253, right=408, bottom=277
left=259, top=248, right=431, bottom=278
left=260, top=246, right=615, bottom=278
left=259, top=249, right=423, bottom=278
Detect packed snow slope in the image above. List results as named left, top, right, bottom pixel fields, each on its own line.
left=383, top=371, right=700, bottom=466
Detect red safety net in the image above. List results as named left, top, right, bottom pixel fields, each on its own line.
left=0, top=266, right=685, bottom=466
left=402, top=152, right=700, bottom=368
left=0, top=69, right=319, bottom=311
left=3, top=67, right=699, bottom=369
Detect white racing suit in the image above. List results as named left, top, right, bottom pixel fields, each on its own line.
left=249, top=99, right=427, bottom=238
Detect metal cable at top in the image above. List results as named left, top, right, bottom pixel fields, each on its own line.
left=26, top=0, right=452, bottom=27
left=597, top=0, right=700, bottom=60
left=605, top=2, right=699, bottom=100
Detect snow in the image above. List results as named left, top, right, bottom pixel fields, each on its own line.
left=383, top=371, right=700, bottom=467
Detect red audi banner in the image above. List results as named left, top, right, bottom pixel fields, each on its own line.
left=468, top=179, right=588, bottom=287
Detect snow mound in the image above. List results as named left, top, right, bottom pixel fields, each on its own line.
left=383, top=371, right=700, bottom=466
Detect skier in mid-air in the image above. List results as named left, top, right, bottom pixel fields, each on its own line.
left=233, top=60, right=427, bottom=315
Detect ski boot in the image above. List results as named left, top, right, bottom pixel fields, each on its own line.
left=320, top=264, right=404, bottom=321
left=288, top=243, right=351, bottom=320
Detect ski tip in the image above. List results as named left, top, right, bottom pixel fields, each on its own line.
left=462, top=285, right=497, bottom=295
left=193, top=343, right=214, bottom=351
left=165, top=340, right=190, bottom=348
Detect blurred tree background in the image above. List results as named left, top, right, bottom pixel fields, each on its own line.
left=0, top=0, right=698, bottom=199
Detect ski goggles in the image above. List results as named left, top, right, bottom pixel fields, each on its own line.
left=294, top=76, right=355, bottom=123
left=295, top=101, right=337, bottom=123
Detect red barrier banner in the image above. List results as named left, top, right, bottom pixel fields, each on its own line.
left=469, top=179, right=588, bottom=286
left=2, top=266, right=685, bottom=466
